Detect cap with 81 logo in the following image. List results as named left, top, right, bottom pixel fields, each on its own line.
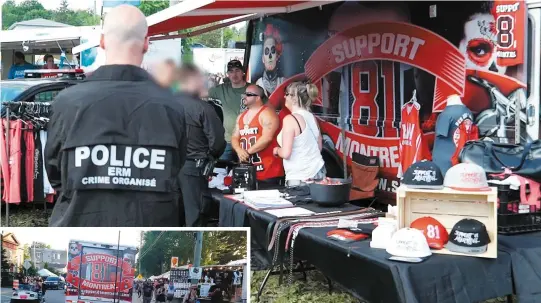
left=410, top=216, right=449, bottom=250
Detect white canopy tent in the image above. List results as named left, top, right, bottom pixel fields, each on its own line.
left=1, top=26, right=100, bottom=52
left=226, top=259, right=247, bottom=266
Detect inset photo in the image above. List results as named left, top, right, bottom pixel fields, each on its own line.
left=1, top=228, right=249, bottom=303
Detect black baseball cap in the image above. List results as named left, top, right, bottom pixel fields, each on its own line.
left=227, top=60, right=244, bottom=72
left=446, top=219, right=491, bottom=254
left=401, top=160, right=444, bottom=189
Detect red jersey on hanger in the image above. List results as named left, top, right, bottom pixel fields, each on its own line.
left=238, top=106, right=284, bottom=181
left=398, top=102, right=431, bottom=178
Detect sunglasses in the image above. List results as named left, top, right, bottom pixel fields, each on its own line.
left=243, top=92, right=259, bottom=97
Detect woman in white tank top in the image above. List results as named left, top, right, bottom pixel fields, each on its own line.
left=273, top=81, right=326, bottom=186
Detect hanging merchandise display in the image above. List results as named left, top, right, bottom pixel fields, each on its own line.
left=0, top=102, right=55, bottom=208
left=397, top=90, right=431, bottom=179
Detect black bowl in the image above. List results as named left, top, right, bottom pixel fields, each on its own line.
left=308, top=178, right=352, bottom=206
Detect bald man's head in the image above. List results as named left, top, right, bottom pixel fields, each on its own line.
left=100, top=5, right=149, bottom=65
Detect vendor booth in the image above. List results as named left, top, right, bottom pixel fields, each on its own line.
left=157, top=260, right=246, bottom=302
left=131, top=0, right=541, bottom=302
left=0, top=25, right=99, bottom=79
left=2, top=0, right=541, bottom=302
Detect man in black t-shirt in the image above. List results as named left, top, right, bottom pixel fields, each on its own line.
left=142, top=281, right=154, bottom=303
left=208, top=282, right=223, bottom=303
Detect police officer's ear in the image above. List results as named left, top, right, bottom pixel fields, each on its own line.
left=143, top=36, right=150, bottom=54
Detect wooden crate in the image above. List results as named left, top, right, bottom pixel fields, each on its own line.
left=396, top=186, right=498, bottom=259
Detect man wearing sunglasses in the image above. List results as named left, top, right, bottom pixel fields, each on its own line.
left=231, top=85, right=284, bottom=186
left=206, top=60, right=250, bottom=162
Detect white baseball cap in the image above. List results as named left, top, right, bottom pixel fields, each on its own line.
left=386, top=228, right=432, bottom=259
left=444, top=163, right=491, bottom=191
left=370, top=224, right=397, bottom=250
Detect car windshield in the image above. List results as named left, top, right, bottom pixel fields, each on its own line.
left=17, top=284, right=33, bottom=291
left=46, top=277, right=60, bottom=281
left=0, top=83, right=30, bottom=102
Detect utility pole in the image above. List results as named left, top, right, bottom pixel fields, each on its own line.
left=32, top=242, right=36, bottom=270
left=191, top=232, right=203, bottom=285
left=138, top=231, right=143, bottom=274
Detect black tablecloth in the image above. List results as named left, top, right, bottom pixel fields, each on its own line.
left=499, top=232, right=541, bottom=303
left=210, top=191, right=541, bottom=303
left=297, top=227, right=512, bottom=303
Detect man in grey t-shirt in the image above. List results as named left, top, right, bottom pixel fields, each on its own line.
left=207, top=60, right=250, bottom=161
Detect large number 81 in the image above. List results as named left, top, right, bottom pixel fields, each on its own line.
left=240, top=136, right=262, bottom=164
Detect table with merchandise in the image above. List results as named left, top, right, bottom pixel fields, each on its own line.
left=210, top=161, right=541, bottom=303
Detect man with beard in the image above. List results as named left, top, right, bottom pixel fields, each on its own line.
left=206, top=60, right=250, bottom=162
left=232, top=84, right=284, bottom=186
left=177, top=63, right=226, bottom=226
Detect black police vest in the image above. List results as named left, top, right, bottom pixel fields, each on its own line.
left=61, top=102, right=182, bottom=193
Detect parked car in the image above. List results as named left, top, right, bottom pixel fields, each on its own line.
left=0, top=70, right=82, bottom=115
left=44, top=276, right=64, bottom=290
left=11, top=283, right=42, bottom=303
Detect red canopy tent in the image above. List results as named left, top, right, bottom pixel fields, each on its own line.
left=146, top=0, right=341, bottom=36
left=73, top=0, right=340, bottom=54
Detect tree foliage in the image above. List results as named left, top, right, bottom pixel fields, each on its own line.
left=2, top=0, right=100, bottom=30
left=1, top=249, right=11, bottom=272
left=137, top=231, right=246, bottom=277
left=138, top=0, right=170, bottom=17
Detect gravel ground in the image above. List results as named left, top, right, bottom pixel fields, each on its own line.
left=250, top=270, right=516, bottom=303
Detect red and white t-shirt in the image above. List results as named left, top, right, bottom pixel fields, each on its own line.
left=398, top=102, right=430, bottom=178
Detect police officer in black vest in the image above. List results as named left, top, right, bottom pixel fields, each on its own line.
left=45, top=5, right=187, bottom=227
left=177, top=63, right=226, bottom=227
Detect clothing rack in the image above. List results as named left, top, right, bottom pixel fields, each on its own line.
left=2, top=101, right=51, bottom=227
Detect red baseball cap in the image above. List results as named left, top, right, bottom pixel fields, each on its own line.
left=410, top=216, right=449, bottom=250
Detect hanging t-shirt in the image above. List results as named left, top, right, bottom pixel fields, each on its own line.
left=433, top=105, right=474, bottom=176
left=397, top=102, right=430, bottom=178
left=40, top=130, right=54, bottom=195
left=33, top=131, right=45, bottom=201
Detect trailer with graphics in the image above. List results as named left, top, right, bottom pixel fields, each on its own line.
left=65, top=240, right=137, bottom=303
left=72, top=0, right=541, bottom=203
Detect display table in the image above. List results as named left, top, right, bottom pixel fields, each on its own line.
left=498, top=232, right=541, bottom=303
left=211, top=190, right=541, bottom=303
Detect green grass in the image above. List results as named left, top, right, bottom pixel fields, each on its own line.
left=1, top=204, right=50, bottom=227
left=250, top=269, right=516, bottom=303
